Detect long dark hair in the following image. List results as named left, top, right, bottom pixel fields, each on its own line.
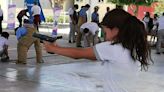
left=101, top=9, right=152, bottom=70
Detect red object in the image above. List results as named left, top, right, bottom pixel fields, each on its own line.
left=128, top=3, right=157, bottom=20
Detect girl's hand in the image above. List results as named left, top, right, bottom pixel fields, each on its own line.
left=43, top=41, right=58, bottom=53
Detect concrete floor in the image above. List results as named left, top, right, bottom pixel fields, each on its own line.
left=0, top=29, right=164, bottom=92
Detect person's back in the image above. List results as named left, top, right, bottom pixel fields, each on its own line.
left=17, top=10, right=27, bottom=18
left=17, top=9, right=29, bottom=27
left=18, top=26, right=38, bottom=46
left=81, top=22, right=99, bottom=35
left=80, top=22, right=99, bottom=47
left=31, top=2, right=41, bottom=31
left=95, top=41, right=140, bottom=91
left=31, top=4, right=41, bottom=16
left=15, top=27, right=27, bottom=40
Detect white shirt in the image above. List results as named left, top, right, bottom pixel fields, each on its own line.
left=157, top=16, right=164, bottom=30
left=0, top=37, right=8, bottom=51
left=31, top=5, right=41, bottom=16
left=0, top=8, right=3, bottom=17
left=143, top=17, right=149, bottom=24
left=80, top=22, right=99, bottom=35
left=68, top=7, right=74, bottom=23
left=94, top=41, right=140, bottom=92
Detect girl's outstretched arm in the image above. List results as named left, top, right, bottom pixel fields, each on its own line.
left=43, top=41, right=97, bottom=60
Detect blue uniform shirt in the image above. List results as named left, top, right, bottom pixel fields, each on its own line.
left=91, top=12, right=99, bottom=23
left=16, top=27, right=27, bottom=40
left=79, top=8, right=87, bottom=21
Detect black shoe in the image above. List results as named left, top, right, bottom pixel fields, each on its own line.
left=156, top=52, right=161, bottom=55
left=1, top=56, right=10, bottom=62
left=69, top=40, right=72, bottom=43
left=77, top=45, right=82, bottom=47
left=47, top=52, right=54, bottom=54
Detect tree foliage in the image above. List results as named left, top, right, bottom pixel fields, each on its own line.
left=154, top=1, right=164, bottom=15
left=107, top=0, right=158, bottom=6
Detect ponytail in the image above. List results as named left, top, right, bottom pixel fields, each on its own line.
left=115, top=16, right=152, bottom=70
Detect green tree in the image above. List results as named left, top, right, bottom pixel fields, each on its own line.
left=154, top=1, right=164, bottom=15
left=107, top=0, right=158, bottom=16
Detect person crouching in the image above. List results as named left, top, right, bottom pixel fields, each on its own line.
left=15, top=19, right=42, bottom=64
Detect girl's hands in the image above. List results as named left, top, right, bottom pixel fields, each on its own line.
left=43, top=41, right=58, bottom=53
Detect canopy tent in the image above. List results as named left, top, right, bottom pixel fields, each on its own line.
left=24, top=0, right=45, bottom=22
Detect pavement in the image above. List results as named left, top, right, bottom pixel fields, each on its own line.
left=0, top=26, right=164, bottom=92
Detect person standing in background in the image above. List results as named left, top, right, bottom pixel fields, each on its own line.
left=143, top=12, right=153, bottom=34
left=156, top=13, right=164, bottom=54
left=76, top=4, right=90, bottom=47
left=106, top=7, right=110, bottom=13
left=91, top=6, right=99, bottom=25
left=17, top=9, right=29, bottom=27
left=68, top=4, right=79, bottom=43
left=31, top=2, right=41, bottom=31
left=0, top=32, right=9, bottom=61
left=0, top=5, right=3, bottom=34
left=150, top=14, right=158, bottom=45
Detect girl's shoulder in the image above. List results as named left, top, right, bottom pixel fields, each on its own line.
left=95, top=41, right=124, bottom=52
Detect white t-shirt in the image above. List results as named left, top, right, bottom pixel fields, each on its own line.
left=93, top=41, right=140, bottom=92
left=80, top=22, right=99, bottom=35
left=31, top=5, right=41, bottom=16
left=0, top=37, right=8, bottom=51
left=68, top=7, right=74, bottom=23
